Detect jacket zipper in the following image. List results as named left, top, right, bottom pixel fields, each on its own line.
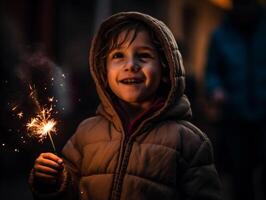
left=111, top=134, right=133, bottom=200
left=110, top=121, right=151, bottom=199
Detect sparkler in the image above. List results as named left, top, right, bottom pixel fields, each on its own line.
left=26, top=106, right=57, bottom=153
left=25, top=85, right=58, bottom=153
left=5, top=52, right=68, bottom=153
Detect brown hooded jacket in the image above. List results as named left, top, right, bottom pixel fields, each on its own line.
left=29, top=11, right=222, bottom=200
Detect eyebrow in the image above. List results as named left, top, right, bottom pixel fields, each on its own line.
left=137, top=46, right=155, bottom=51
left=110, top=45, right=155, bottom=52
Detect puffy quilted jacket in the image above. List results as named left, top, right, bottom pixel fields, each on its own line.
left=29, top=12, right=222, bottom=200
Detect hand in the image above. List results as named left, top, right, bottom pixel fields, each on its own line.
left=33, top=152, right=64, bottom=185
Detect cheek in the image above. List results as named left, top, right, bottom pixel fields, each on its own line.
left=107, top=67, right=117, bottom=88
left=107, top=71, right=113, bottom=86
left=147, top=64, right=162, bottom=84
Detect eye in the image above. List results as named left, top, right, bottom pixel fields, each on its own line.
left=137, top=52, right=153, bottom=62
left=111, top=52, right=124, bottom=59
left=139, top=53, right=152, bottom=58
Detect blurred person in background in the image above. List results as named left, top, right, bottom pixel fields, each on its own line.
left=205, top=0, right=266, bottom=199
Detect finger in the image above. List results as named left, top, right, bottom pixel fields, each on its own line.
left=36, top=157, right=62, bottom=170
left=34, top=172, right=57, bottom=184
left=41, top=153, right=63, bottom=164
left=35, top=171, right=56, bottom=180
left=34, top=165, right=59, bottom=175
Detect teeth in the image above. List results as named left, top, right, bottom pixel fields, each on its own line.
left=121, top=79, right=142, bottom=84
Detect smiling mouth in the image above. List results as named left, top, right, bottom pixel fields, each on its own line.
left=120, top=78, right=143, bottom=85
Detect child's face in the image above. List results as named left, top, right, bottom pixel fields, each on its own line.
left=106, top=30, right=162, bottom=107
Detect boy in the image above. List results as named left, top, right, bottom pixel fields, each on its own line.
left=29, top=12, right=221, bottom=200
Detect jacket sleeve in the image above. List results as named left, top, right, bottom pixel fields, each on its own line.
left=29, top=133, right=82, bottom=200
left=178, top=122, right=222, bottom=200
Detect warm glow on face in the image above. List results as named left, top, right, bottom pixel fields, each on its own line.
left=106, top=30, right=162, bottom=107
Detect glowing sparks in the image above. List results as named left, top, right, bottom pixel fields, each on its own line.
left=17, top=112, right=23, bottom=119
left=48, top=97, right=54, bottom=102
left=12, top=105, right=18, bottom=111
left=29, top=85, right=41, bottom=111
left=26, top=106, right=57, bottom=142
left=29, top=85, right=34, bottom=96
left=10, top=84, right=59, bottom=153
left=11, top=105, right=24, bottom=119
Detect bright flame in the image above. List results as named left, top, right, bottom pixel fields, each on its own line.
left=26, top=106, right=57, bottom=142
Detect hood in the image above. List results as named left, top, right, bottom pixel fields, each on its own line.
left=89, top=11, right=191, bottom=132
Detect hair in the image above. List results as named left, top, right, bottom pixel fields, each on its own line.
left=97, top=18, right=170, bottom=96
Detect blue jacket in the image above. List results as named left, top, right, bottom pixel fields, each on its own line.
left=205, top=8, right=266, bottom=121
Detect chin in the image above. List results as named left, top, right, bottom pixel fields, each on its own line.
left=119, top=95, right=143, bottom=104
left=122, top=97, right=141, bottom=103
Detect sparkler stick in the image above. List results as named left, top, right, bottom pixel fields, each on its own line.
left=48, top=132, right=57, bottom=154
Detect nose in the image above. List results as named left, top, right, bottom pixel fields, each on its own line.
left=124, top=57, right=140, bottom=72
